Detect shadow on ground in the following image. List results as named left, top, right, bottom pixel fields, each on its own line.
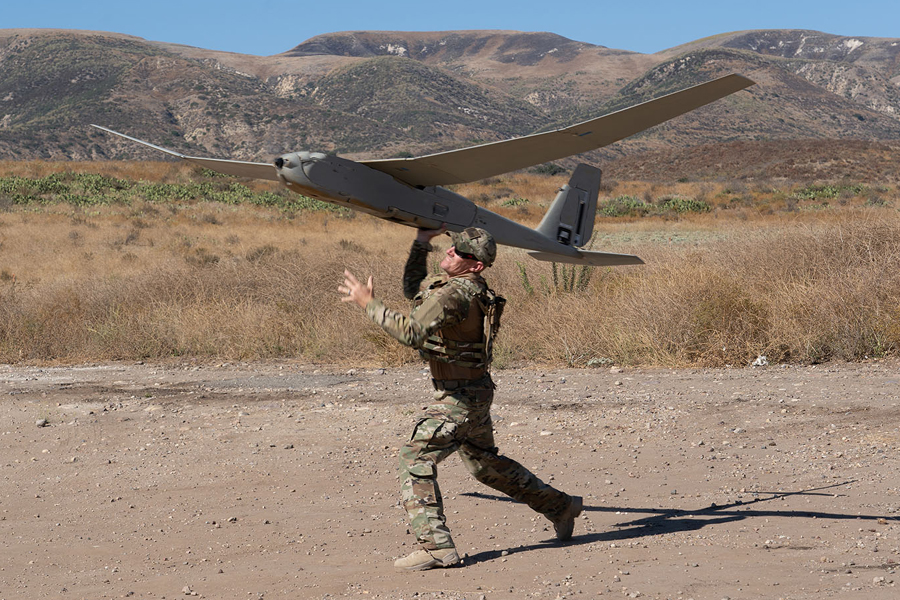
left=461, top=481, right=895, bottom=565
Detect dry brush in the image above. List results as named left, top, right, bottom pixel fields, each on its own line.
left=1, top=163, right=899, bottom=367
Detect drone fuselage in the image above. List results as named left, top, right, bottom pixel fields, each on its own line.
left=274, top=151, right=567, bottom=255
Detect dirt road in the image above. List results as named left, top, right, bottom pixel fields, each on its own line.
left=2, top=360, right=899, bottom=599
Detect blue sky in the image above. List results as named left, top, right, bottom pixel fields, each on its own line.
left=3, top=0, right=896, bottom=56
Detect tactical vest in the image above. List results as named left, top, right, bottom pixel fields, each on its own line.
left=417, top=277, right=506, bottom=370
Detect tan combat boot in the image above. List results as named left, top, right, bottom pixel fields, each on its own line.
left=393, top=547, right=460, bottom=571
left=552, top=495, right=583, bottom=541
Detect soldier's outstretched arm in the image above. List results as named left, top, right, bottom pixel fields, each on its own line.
left=403, top=226, right=446, bottom=300
left=339, top=267, right=435, bottom=348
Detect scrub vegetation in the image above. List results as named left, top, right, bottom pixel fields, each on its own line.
left=1, top=161, right=898, bottom=367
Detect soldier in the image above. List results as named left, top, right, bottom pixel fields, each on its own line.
left=339, top=226, right=583, bottom=571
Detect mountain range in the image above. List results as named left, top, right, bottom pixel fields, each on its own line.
left=1, top=28, right=898, bottom=181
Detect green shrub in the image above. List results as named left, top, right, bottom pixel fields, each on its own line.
left=657, top=196, right=711, bottom=213
left=598, top=195, right=650, bottom=217
left=0, top=173, right=347, bottom=214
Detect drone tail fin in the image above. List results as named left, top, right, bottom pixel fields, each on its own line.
left=535, top=164, right=601, bottom=248
left=527, top=164, right=642, bottom=266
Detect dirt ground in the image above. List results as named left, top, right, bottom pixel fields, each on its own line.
left=2, top=359, right=900, bottom=600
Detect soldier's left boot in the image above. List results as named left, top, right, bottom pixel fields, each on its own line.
left=394, top=547, right=460, bottom=571
left=551, top=495, right=583, bottom=541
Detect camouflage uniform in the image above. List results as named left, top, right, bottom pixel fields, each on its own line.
left=365, top=234, right=574, bottom=551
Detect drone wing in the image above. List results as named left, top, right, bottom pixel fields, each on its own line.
left=362, top=74, right=754, bottom=187
left=90, top=125, right=280, bottom=181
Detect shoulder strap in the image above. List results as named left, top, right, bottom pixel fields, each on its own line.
left=476, top=286, right=506, bottom=368
left=449, top=276, right=486, bottom=298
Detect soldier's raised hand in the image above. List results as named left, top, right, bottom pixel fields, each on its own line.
left=339, top=269, right=374, bottom=309
left=416, top=224, right=447, bottom=244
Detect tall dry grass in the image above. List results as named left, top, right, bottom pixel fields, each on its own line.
left=501, top=213, right=900, bottom=366
left=0, top=204, right=419, bottom=364
left=1, top=162, right=899, bottom=367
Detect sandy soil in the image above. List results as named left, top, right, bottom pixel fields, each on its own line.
left=2, top=359, right=899, bottom=599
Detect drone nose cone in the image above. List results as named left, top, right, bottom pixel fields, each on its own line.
left=274, top=152, right=316, bottom=189
left=275, top=154, right=302, bottom=169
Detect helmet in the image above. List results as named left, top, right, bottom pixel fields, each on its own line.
left=449, top=227, right=496, bottom=267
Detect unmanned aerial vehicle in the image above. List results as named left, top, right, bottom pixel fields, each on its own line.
left=93, top=73, right=754, bottom=266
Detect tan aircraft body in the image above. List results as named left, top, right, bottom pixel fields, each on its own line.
left=94, top=73, right=754, bottom=266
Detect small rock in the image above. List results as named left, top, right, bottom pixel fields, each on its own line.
left=36, top=419, right=49, bottom=428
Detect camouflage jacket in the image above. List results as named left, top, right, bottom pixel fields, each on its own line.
left=365, top=240, right=488, bottom=379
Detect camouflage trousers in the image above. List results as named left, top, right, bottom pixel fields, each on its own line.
left=399, top=375, right=572, bottom=550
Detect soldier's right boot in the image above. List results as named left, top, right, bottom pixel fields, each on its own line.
left=551, top=495, right=583, bottom=541
left=393, top=547, right=460, bottom=571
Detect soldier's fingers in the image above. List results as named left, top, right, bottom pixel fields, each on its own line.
left=343, top=269, right=360, bottom=285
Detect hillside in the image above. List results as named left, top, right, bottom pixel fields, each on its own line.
left=662, top=30, right=900, bottom=120
left=0, top=28, right=898, bottom=180
left=604, top=138, right=900, bottom=183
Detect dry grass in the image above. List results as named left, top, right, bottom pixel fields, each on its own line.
left=1, top=161, right=899, bottom=367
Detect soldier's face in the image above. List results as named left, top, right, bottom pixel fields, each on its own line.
left=441, top=246, right=482, bottom=277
